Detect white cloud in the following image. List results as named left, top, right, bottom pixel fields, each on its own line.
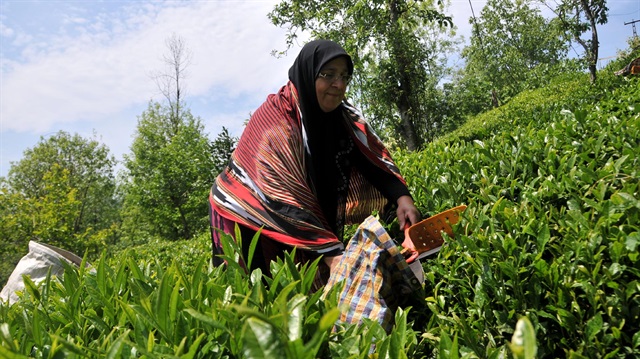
left=1, top=0, right=633, bottom=178
left=0, top=0, right=294, bottom=134
left=0, top=22, right=14, bottom=38
left=62, top=15, right=89, bottom=26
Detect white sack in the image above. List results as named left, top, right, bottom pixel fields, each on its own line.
left=1, top=241, right=84, bottom=304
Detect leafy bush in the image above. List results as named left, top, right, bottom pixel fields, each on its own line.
left=0, top=230, right=425, bottom=358
left=109, top=232, right=212, bottom=276
left=395, top=74, right=639, bottom=357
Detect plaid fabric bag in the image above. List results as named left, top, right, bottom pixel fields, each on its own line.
left=324, top=215, right=425, bottom=333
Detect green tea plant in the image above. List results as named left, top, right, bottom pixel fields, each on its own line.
left=0, top=227, right=423, bottom=358
left=109, top=231, right=213, bottom=277
left=397, top=75, right=639, bottom=357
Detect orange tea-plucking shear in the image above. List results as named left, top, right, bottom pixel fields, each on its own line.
left=401, top=205, right=467, bottom=263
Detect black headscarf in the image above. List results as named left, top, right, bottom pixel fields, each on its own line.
left=288, top=40, right=355, bottom=237
left=288, top=39, right=354, bottom=118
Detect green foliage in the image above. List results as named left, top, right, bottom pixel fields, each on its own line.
left=454, top=0, right=571, bottom=115
left=270, top=0, right=455, bottom=149
left=509, top=317, right=537, bottom=359
left=441, top=72, right=584, bottom=144
left=110, top=231, right=212, bottom=276
left=394, top=72, right=639, bottom=357
left=547, top=0, right=609, bottom=83
left=0, top=230, right=419, bottom=357
left=0, top=183, right=28, bottom=288
left=0, top=132, right=118, bottom=287
left=122, top=102, right=218, bottom=242
left=210, top=126, right=237, bottom=176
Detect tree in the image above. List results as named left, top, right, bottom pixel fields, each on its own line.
left=123, top=102, right=217, bottom=241
left=270, top=0, right=453, bottom=150
left=544, top=0, right=608, bottom=83
left=210, top=126, right=237, bottom=175
left=0, top=180, right=30, bottom=286
left=5, top=131, right=119, bottom=242
left=0, top=132, right=118, bottom=285
left=123, top=35, right=218, bottom=241
left=152, top=33, right=192, bottom=125
left=458, top=0, right=569, bottom=112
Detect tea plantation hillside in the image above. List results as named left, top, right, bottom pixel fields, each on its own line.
left=395, top=69, right=639, bottom=357
left=1, top=65, right=638, bottom=357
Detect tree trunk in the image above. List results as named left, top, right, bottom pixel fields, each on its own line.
left=397, top=88, right=420, bottom=150
left=580, top=0, right=599, bottom=83
left=388, top=0, right=421, bottom=151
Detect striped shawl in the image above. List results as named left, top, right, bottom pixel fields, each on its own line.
left=209, top=82, right=406, bottom=253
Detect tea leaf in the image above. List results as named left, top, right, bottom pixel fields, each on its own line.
left=0, top=345, right=29, bottom=359
left=439, top=331, right=459, bottom=359
left=286, top=294, right=306, bottom=341
left=180, top=333, right=205, bottom=359
left=0, top=323, right=18, bottom=353
left=184, top=308, right=227, bottom=331
left=242, top=317, right=285, bottom=359
left=585, top=313, right=603, bottom=341
left=318, top=307, right=340, bottom=332
left=105, top=331, right=129, bottom=359
left=625, top=232, right=639, bottom=252
left=21, top=275, right=40, bottom=302
left=247, top=229, right=261, bottom=271
left=509, top=317, right=536, bottom=359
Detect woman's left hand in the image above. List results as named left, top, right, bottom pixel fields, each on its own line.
left=396, top=195, right=421, bottom=229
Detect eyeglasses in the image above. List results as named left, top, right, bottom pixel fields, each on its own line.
left=317, top=72, right=352, bottom=84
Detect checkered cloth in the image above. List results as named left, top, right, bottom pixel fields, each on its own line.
left=324, top=215, right=424, bottom=333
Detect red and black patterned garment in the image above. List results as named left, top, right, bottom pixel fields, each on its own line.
left=209, top=40, right=410, bottom=284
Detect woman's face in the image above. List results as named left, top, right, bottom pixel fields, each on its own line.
left=315, top=56, right=350, bottom=113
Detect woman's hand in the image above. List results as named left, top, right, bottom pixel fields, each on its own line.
left=396, top=195, right=421, bottom=229
left=397, top=195, right=421, bottom=262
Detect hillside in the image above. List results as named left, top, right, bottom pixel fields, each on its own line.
left=396, top=65, right=639, bottom=357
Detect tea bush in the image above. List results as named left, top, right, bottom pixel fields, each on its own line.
left=396, top=74, right=639, bottom=357
left=0, top=231, right=423, bottom=358
left=110, top=232, right=212, bottom=277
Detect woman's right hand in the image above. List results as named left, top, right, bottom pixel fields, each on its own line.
left=396, top=195, right=421, bottom=229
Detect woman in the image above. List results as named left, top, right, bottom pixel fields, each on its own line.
left=209, top=39, right=420, bottom=287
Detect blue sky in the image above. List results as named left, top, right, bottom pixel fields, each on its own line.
left=1, top=0, right=638, bottom=178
